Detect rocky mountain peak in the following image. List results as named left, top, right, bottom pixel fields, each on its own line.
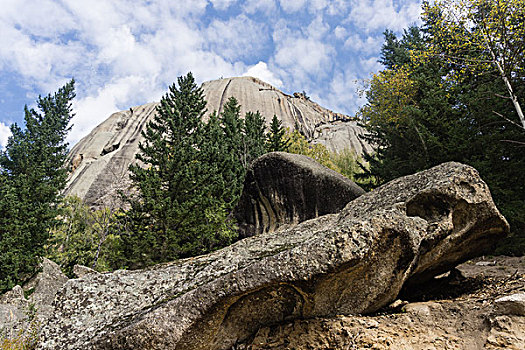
left=64, top=76, right=372, bottom=208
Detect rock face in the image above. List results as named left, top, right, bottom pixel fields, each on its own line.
left=38, top=162, right=508, bottom=350
left=0, top=258, right=68, bottom=335
left=64, top=102, right=158, bottom=208
left=311, top=120, right=374, bottom=155
left=244, top=256, right=525, bottom=350
left=0, top=285, right=28, bottom=334
left=63, top=76, right=372, bottom=208
left=233, top=152, right=365, bottom=237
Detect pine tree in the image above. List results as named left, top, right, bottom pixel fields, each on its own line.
left=218, top=97, right=246, bottom=206
left=0, top=80, right=75, bottom=292
left=123, top=73, right=236, bottom=268
left=243, top=111, right=266, bottom=166
left=266, top=115, right=289, bottom=152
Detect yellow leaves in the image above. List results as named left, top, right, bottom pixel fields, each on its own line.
left=0, top=317, right=39, bottom=350
left=359, top=66, right=418, bottom=126
left=423, top=0, right=525, bottom=73
left=285, top=129, right=340, bottom=171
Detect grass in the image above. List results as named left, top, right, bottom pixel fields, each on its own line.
left=0, top=323, right=39, bottom=350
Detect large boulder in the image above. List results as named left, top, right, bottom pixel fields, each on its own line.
left=233, top=152, right=365, bottom=237
left=0, top=258, right=68, bottom=335
left=38, top=162, right=508, bottom=350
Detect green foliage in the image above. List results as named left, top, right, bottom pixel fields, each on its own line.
left=216, top=97, right=246, bottom=206
left=286, top=129, right=338, bottom=170
left=46, top=196, right=123, bottom=276
left=285, top=129, right=365, bottom=182
left=379, top=27, right=425, bottom=69
left=266, top=115, right=290, bottom=152
left=123, top=73, right=238, bottom=269
left=422, top=0, right=525, bottom=130
left=330, top=148, right=362, bottom=182
left=243, top=111, right=266, bottom=166
left=0, top=80, right=75, bottom=293
left=359, top=7, right=525, bottom=254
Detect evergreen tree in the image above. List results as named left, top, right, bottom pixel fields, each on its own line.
left=360, top=17, right=525, bottom=254
left=218, top=97, right=246, bottom=206
left=266, top=115, right=289, bottom=152
left=243, top=111, right=266, bottom=166
left=123, top=73, right=236, bottom=269
left=379, top=27, right=425, bottom=69
left=0, top=80, right=75, bottom=292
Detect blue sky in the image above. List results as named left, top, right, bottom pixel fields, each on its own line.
left=0, top=0, right=422, bottom=147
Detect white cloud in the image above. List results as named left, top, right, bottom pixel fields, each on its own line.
left=243, top=0, right=276, bottom=14
left=68, top=75, right=162, bottom=145
left=348, top=0, right=422, bottom=32
left=279, top=0, right=306, bottom=13
left=209, top=0, right=237, bottom=11
left=360, top=56, right=382, bottom=74
left=0, top=0, right=415, bottom=145
left=271, top=18, right=335, bottom=88
left=334, top=26, right=347, bottom=40
left=325, top=0, right=350, bottom=15
left=316, top=69, right=366, bottom=118
left=344, top=34, right=383, bottom=55
left=309, top=0, right=329, bottom=12
left=307, top=16, right=330, bottom=40
left=206, top=15, right=268, bottom=61
left=243, top=61, right=283, bottom=88
left=0, top=122, right=11, bottom=149
left=274, top=38, right=333, bottom=79
left=0, top=0, right=253, bottom=146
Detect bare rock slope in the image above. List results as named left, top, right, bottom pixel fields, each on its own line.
left=64, top=77, right=372, bottom=207
left=38, top=162, right=509, bottom=349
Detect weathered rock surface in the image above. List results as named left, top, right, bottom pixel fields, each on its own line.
left=233, top=152, right=365, bottom=237
left=64, top=102, right=158, bottom=208
left=243, top=256, right=525, bottom=350
left=247, top=303, right=525, bottom=350
left=0, top=285, right=28, bottom=334
left=0, top=258, right=68, bottom=335
left=73, top=264, right=99, bottom=278
left=63, top=76, right=372, bottom=208
left=311, top=120, right=374, bottom=155
left=38, top=162, right=508, bottom=349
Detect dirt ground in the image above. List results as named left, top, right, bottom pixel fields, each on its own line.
left=238, top=256, right=525, bottom=350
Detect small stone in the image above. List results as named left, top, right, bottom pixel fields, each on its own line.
left=494, top=293, right=525, bottom=316
left=388, top=299, right=408, bottom=310
left=367, top=320, right=379, bottom=328
left=403, top=303, right=431, bottom=316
